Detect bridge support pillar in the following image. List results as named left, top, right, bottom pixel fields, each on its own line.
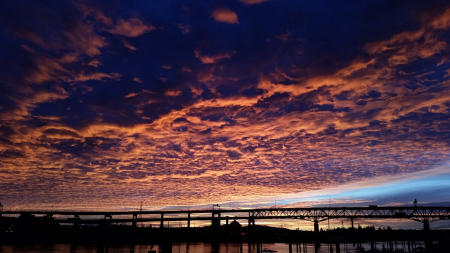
left=313, top=219, right=320, bottom=248
left=423, top=219, right=432, bottom=250
left=423, top=219, right=430, bottom=231
left=350, top=217, right=354, bottom=229
left=314, top=220, right=319, bottom=234
left=160, top=213, right=164, bottom=228
left=132, top=214, right=137, bottom=228
left=212, top=211, right=221, bottom=228
left=102, top=214, right=112, bottom=228
left=248, top=217, right=255, bottom=228
left=73, top=215, right=80, bottom=228
left=187, top=213, right=190, bottom=228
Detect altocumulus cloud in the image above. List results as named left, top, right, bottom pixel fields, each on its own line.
left=0, top=0, right=450, bottom=210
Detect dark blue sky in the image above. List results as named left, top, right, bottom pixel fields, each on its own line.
left=1, top=0, right=450, bottom=211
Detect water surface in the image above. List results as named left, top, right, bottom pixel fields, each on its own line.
left=0, top=242, right=422, bottom=253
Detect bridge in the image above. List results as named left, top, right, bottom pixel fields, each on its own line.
left=1, top=206, right=449, bottom=232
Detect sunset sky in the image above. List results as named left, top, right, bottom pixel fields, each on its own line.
left=1, top=0, right=450, bottom=225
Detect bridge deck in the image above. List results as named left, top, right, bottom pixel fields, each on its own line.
left=1, top=206, right=449, bottom=225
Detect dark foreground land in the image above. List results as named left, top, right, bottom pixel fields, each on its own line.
left=1, top=220, right=450, bottom=251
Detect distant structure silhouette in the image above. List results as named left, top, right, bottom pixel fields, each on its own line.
left=229, top=219, right=242, bottom=228
left=414, top=199, right=418, bottom=207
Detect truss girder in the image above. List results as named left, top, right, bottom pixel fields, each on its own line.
left=250, top=207, right=450, bottom=222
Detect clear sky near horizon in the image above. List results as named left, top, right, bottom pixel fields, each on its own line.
left=1, top=1, right=450, bottom=230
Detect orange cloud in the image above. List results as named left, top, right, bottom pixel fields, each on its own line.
left=63, top=22, right=107, bottom=56
left=211, top=9, right=239, bottom=24
left=88, top=59, right=101, bottom=67
left=122, top=39, right=137, bottom=50
left=194, top=50, right=236, bottom=64
left=73, top=72, right=121, bottom=82
left=108, top=18, right=156, bottom=37
left=165, top=90, right=182, bottom=96
left=77, top=3, right=112, bottom=26
left=431, top=8, right=450, bottom=30
left=365, top=9, right=450, bottom=67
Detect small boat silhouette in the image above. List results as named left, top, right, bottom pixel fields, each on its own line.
left=261, top=249, right=277, bottom=253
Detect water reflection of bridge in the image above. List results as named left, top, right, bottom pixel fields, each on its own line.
left=2, top=206, right=449, bottom=231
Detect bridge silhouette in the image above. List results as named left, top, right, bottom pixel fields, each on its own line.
left=2, top=206, right=449, bottom=232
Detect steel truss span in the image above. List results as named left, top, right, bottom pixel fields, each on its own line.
left=249, top=207, right=450, bottom=222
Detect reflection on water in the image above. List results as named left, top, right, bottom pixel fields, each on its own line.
left=0, top=242, right=423, bottom=253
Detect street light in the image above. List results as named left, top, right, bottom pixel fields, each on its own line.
left=212, top=204, right=220, bottom=210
